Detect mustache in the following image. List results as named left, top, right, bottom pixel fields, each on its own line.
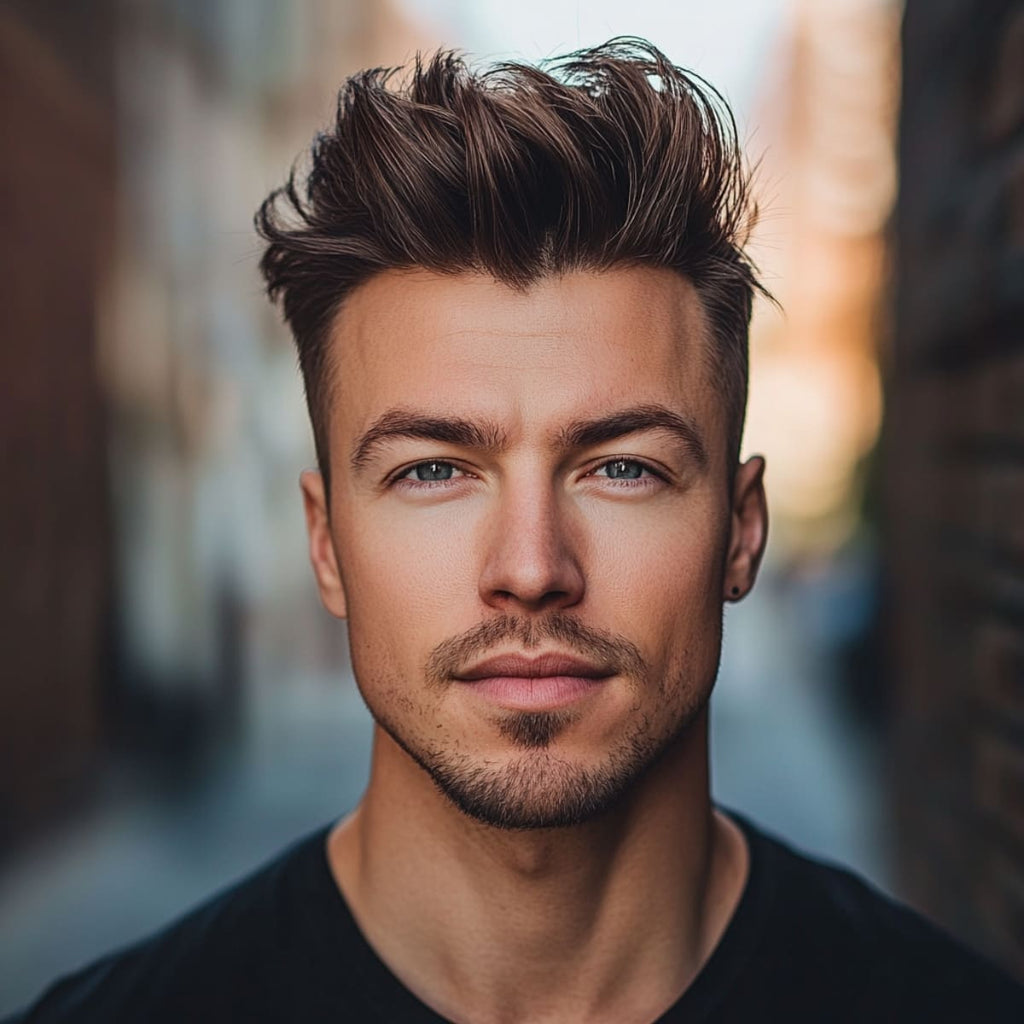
left=425, top=614, right=646, bottom=689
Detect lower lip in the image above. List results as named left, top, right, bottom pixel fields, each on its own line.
left=460, top=675, right=606, bottom=711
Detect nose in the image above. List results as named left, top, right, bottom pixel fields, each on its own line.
left=478, top=481, right=585, bottom=614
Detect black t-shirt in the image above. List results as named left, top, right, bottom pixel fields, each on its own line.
left=7, top=813, right=1023, bottom=1022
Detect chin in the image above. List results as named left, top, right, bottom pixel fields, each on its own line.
left=425, top=747, right=631, bottom=830
left=413, top=712, right=685, bottom=831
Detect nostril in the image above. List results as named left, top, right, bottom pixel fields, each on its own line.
left=491, top=588, right=575, bottom=612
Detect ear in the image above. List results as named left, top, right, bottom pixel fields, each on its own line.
left=723, top=455, right=768, bottom=602
left=300, top=470, right=348, bottom=620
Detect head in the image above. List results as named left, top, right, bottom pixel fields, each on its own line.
left=256, top=39, right=769, bottom=830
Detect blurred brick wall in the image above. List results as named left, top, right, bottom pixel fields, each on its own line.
left=0, top=5, right=115, bottom=841
left=887, top=0, right=1024, bottom=976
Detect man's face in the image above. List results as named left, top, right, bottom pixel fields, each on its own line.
left=304, top=266, right=765, bottom=829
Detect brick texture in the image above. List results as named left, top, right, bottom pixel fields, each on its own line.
left=887, top=0, right=1024, bottom=977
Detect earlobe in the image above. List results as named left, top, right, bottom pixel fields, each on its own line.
left=299, top=470, right=349, bottom=620
left=723, top=455, right=768, bottom=602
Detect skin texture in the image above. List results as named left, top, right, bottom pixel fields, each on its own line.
left=302, top=266, right=768, bottom=1023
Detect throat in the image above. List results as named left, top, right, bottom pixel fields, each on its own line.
left=325, top=743, right=743, bottom=1024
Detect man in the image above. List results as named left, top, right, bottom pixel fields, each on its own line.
left=10, top=38, right=1024, bottom=1024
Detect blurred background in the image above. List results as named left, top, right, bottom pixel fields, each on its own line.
left=1, top=0, right=1021, bottom=1012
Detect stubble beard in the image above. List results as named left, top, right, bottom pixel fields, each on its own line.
left=362, top=614, right=710, bottom=831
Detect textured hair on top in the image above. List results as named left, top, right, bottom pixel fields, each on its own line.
left=256, top=37, right=769, bottom=484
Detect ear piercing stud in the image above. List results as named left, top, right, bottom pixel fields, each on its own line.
left=730, top=586, right=740, bottom=596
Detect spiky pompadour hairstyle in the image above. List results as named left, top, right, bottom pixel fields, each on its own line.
left=256, top=38, right=767, bottom=485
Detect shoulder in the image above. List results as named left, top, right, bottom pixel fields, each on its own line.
left=3, top=826, right=339, bottom=1024
left=735, top=814, right=1024, bottom=1021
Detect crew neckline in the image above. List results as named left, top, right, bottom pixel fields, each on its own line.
left=305, top=809, right=781, bottom=1023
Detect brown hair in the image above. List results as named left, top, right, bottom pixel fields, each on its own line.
left=256, top=37, right=768, bottom=486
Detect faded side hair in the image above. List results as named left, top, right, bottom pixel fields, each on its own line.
left=256, top=37, right=768, bottom=486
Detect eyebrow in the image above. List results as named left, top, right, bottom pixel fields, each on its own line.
left=350, top=403, right=708, bottom=471
left=559, top=405, right=709, bottom=469
left=351, top=409, right=510, bottom=469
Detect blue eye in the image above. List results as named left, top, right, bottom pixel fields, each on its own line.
left=408, top=461, right=457, bottom=482
left=601, top=459, right=647, bottom=480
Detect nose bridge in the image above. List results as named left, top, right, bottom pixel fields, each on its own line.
left=479, top=465, right=584, bottom=610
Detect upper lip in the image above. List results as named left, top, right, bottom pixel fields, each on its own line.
left=454, top=652, right=614, bottom=681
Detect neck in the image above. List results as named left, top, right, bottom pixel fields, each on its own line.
left=327, top=709, right=748, bottom=1024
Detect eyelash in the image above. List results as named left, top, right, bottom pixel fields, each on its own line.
left=390, top=457, right=666, bottom=490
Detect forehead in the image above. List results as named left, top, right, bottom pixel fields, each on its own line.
left=327, top=265, right=716, bottom=440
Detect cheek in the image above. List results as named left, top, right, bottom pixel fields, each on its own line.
left=588, top=496, right=728, bottom=661
left=589, top=487, right=727, bottom=592
left=334, top=501, right=479, bottom=667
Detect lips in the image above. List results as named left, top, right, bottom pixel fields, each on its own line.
left=452, top=652, right=614, bottom=711
left=454, top=652, right=614, bottom=682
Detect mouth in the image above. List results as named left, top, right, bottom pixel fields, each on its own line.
left=453, top=652, right=615, bottom=711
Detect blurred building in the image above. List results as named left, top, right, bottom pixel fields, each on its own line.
left=104, top=0, right=439, bottom=742
left=0, top=1, right=117, bottom=842
left=0, top=0, right=439, bottom=842
left=886, top=0, right=1024, bottom=978
left=743, top=0, right=899, bottom=557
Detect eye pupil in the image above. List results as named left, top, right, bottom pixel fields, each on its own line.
left=415, top=461, right=454, bottom=481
